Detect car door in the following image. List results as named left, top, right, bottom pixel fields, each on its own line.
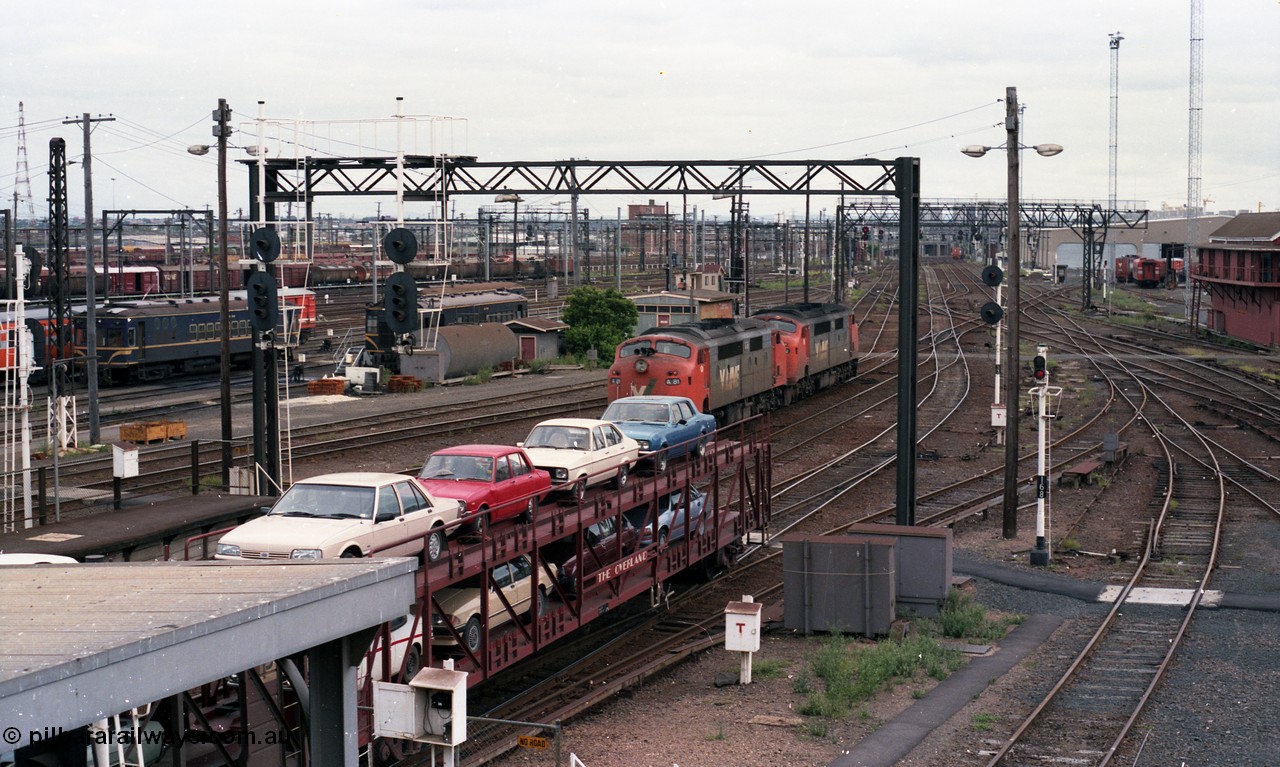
left=508, top=452, right=542, bottom=508
left=368, top=483, right=407, bottom=556
left=487, top=562, right=514, bottom=630
left=488, top=557, right=531, bottom=629
left=589, top=426, right=612, bottom=484
left=585, top=518, right=616, bottom=575
left=607, top=423, right=636, bottom=465
left=386, top=480, right=431, bottom=556
left=490, top=455, right=515, bottom=518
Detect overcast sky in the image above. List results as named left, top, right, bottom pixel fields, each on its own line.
left=3, top=1, right=1277, bottom=223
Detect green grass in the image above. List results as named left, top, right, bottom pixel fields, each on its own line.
left=923, top=589, right=1024, bottom=643
left=796, top=633, right=962, bottom=719
left=792, top=590, right=1020, bottom=724
left=751, top=658, right=791, bottom=681
left=970, top=712, right=999, bottom=731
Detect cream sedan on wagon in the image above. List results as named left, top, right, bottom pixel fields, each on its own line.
left=520, top=418, right=641, bottom=501
left=214, top=472, right=463, bottom=562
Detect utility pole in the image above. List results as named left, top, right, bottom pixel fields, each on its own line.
left=64, top=113, right=115, bottom=446
left=215, top=100, right=233, bottom=487
left=1003, top=87, right=1023, bottom=540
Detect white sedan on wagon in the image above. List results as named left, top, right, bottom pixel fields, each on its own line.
left=214, top=472, right=463, bottom=563
left=520, top=418, right=641, bottom=501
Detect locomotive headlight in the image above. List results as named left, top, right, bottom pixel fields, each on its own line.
left=634, top=358, right=649, bottom=373
left=610, top=377, right=620, bottom=385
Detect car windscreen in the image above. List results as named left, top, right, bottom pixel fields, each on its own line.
left=525, top=425, right=590, bottom=450
left=603, top=402, right=669, bottom=423
left=270, top=484, right=376, bottom=519
left=421, top=454, right=494, bottom=481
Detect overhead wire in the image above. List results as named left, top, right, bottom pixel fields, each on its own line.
left=736, top=100, right=1001, bottom=160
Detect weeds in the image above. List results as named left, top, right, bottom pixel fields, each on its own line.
left=925, top=589, right=1023, bottom=643
left=796, top=633, right=961, bottom=719
left=751, top=658, right=790, bottom=681
left=970, top=712, right=999, bottom=731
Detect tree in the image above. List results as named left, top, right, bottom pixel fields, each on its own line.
left=560, top=286, right=638, bottom=360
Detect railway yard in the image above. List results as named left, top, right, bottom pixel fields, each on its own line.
left=4, top=261, right=1280, bottom=767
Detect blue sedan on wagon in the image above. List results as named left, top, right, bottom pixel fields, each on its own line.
left=601, top=395, right=717, bottom=473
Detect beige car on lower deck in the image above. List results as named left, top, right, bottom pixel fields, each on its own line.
left=214, top=472, right=462, bottom=562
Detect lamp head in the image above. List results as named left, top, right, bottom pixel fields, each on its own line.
left=961, top=145, right=990, bottom=158
left=187, top=144, right=211, bottom=156
left=1033, top=143, right=1064, bottom=157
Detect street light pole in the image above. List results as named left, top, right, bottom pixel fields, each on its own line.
left=1002, top=86, right=1022, bottom=540
left=966, top=89, right=1061, bottom=539
left=216, top=99, right=233, bottom=488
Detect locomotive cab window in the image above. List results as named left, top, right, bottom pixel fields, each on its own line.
left=618, top=341, right=652, bottom=357
left=655, top=341, right=691, bottom=358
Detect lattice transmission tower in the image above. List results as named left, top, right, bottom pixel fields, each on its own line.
left=13, top=101, right=36, bottom=221
left=1186, top=0, right=1203, bottom=323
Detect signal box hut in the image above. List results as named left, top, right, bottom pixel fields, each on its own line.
left=505, top=317, right=567, bottom=363
left=631, top=290, right=738, bottom=334
left=1191, top=211, right=1280, bottom=347
left=675, top=264, right=725, bottom=292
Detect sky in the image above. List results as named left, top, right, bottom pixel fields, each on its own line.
left=2, top=1, right=1277, bottom=224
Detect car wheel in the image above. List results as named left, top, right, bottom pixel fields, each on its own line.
left=521, top=496, right=537, bottom=523
left=696, top=437, right=708, bottom=458
left=657, top=528, right=669, bottom=547
left=473, top=509, right=489, bottom=536
left=400, top=644, right=422, bottom=682
left=654, top=453, right=668, bottom=474
left=573, top=478, right=588, bottom=502
left=527, top=587, right=547, bottom=622
left=426, top=528, right=446, bottom=562
left=463, top=616, right=483, bottom=654
left=614, top=463, right=630, bottom=489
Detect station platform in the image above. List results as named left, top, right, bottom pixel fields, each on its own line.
left=0, top=493, right=273, bottom=561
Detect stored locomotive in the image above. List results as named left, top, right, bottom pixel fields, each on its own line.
left=0, top=307, right=76, bottom=379
left=77, top=298, right=255, bottom=383
left=608, top=302, right=858, bottom=424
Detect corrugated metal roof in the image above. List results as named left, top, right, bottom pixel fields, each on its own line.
left=1208, top=211, right=1280, bottom=244
left=506, top=317, right=567, bottom=332
left=0, top=558, right=416, bottom=746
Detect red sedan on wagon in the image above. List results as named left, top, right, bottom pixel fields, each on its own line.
left=416, top=445, right=552, bottom=532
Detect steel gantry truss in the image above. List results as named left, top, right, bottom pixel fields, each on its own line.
left=246, top=157, right=911, bottom=203
left=245, top=154, right=927, bottom=524
left=839, top=198, right=1149, bottom=308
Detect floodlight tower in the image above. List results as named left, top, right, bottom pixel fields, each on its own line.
left=1108, top=32, right=1123, bottom=210
left=1106, top=32, right=1123, bottom=306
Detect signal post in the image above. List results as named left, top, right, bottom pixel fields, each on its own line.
left=1030, top=345, right=1060, bottom=566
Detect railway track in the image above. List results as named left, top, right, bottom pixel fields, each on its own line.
left=983, top=324, right=1228, bottom=767
left=48, top=380, right=608, bottom=497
